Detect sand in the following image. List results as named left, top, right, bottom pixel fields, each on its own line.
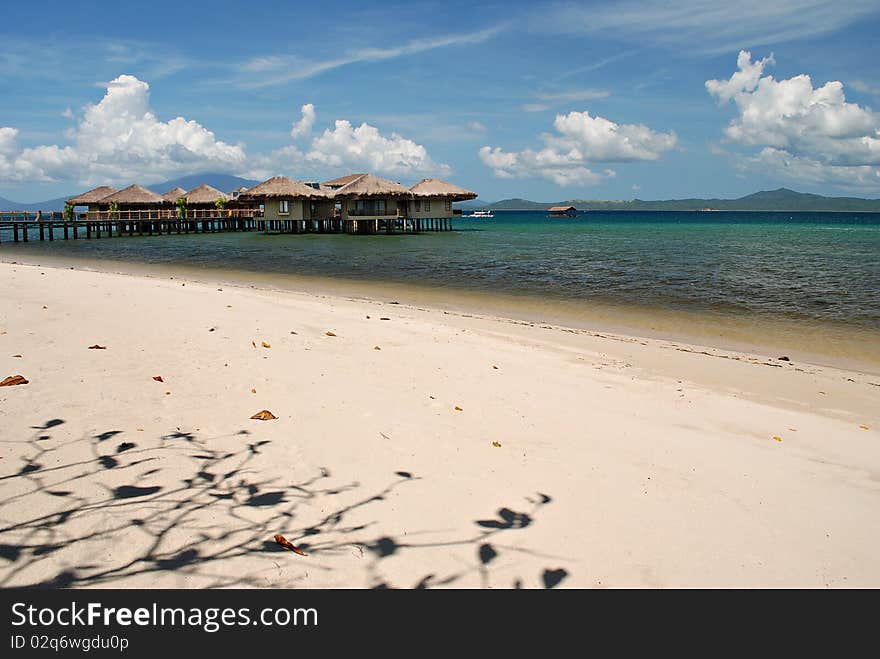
left=0, top=260, right=878, bottom=588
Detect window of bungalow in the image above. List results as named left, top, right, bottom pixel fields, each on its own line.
left=425, top=199, right=431, bottom=212
left=415, top=200, right=421, bottom=212
left=377, top=199, right=386, bottom=215
left=356, top=200, right=366, bottom=214
left=279, top=199, right=289, bottom=214
left=444, top=199, right=452, bottom=211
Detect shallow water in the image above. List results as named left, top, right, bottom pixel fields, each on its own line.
left=3, top=210, right=879, bottom=371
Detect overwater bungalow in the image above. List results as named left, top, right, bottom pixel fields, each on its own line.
left=183, top=184, right=227, bottom=207
left=238, top=176, right=334, bottom=223
left=67, top=186, right=117, bottom=212
left=408, top=178, right=477, bottom=218
left=322, top=173, right=366, bottom=190
left=161, top=187, right=187, bottom=203
left=98, top=184, right=164, bottom=211
left=333, top=173, right=411, bottom=222
left=548, top=205, right=577, bottom=217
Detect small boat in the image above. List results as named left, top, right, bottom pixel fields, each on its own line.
left=466, top=210, right=494, bottom=218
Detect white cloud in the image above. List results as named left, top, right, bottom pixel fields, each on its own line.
left=851, top=80, right=880, bottom=98
left=234, top=26, right=502, bottom=87
left=479, top=110, right=676, bottom=186
left=536, top=89, right=611, bottom=102
left=539, top=1, right=880, bottom=54
left=0, top=74, right=246, bottom=185
left=467, top=121, right=487, bottom=133
left=522, top=103, right=551, bottom=113
left=290, top=103, right=315, bottom=139
left=250, top=110, right=451, bottom=180
left=706, top=50, right=880, bottom=187
left=61, top=107, right=74, bottom=119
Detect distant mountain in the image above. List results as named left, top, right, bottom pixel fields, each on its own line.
left=146, top=173, right=259, bottom=195
left=5, top=184, right=879, bottom=213
left=0, top=172, right=260, bottom=212
left=486, top=188, right=880, bottom=212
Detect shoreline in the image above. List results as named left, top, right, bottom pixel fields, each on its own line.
left=2, top=252, right=878, bottom=376
left=1, top=260, right=878, bottom=588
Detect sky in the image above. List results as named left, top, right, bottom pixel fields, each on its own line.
left=1, top=0, right=880, bottom=203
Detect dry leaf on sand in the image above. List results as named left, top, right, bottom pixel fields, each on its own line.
left=454, top=406, right=463, bottom=411
left=772, top=436, right=782, bottom=442
left=152, top=376, right=164, bottom=382
left=492, top=441, right=502, bottom=447
left=273, top=534, right=307, bottom=556
left=0, top=375, right=28, bottom=387
left=88, top=344, right=107, bottom=350
left=250, top=388, right=257, bottom=394
left=373, top=346, right=381, bottom=350
left=325, top=331, right=337, bottom=337
left=261, top=342, right=271, bottom=348
left=251, top=410, right=277, bottom=421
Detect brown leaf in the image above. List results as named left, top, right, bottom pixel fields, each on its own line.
left=492, top=365, right=499, bottom=369
left=325, top=331, right=336, bottom=337
left=772, top=436, right=782, bottom=442
left=152, top=376, right=164, bottom=382
left=12, top=354, right=22, bottom=358
left=860, top=425, right=870, bottom=430
left=261, top=341, right=271, bottom=348
left=251, top=410, right=277, bottom=421
left=0, top=375, right=28, bottom=387
left=373, top=345, right=381, bottom=350
left=250, top=388, right=257, bottom=394
left=88, top=344, right=107, bottom=350
left=273, top=533, right=307, bottom=556
left=454, top=406, right=463, bottom=411
left=379, top=317, right=390, bottom=321
left=251, top=341, right=256, bottom=348
left=492, top=441, right=502, bottom=447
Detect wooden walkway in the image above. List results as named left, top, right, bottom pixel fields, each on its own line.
left=0, top=211, right=455, bottom=243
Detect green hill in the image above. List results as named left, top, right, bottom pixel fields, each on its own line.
left=481, top=188, right=880, bottom=212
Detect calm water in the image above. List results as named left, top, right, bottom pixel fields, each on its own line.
left=3, top=211, right=879, bottom=366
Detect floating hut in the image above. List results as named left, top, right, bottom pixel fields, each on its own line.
left=66, top=186, right=117, bottom=212
left=408, top=178, right=477, bottom=218
left=548, top=205, right=577, bottom=217
left=238, top=176, right=333, bottom=222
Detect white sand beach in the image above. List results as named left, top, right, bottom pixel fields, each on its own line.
left=0, top=260, right=878, bottom=588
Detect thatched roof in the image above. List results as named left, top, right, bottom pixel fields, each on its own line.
left=332, top=173, right=411, bottom=198
left=161, top=187, right=187, bottom=202
left=239, top=176, right=330, bottom=200
left=548, top=205, right=577, bottom=212
left=184, top=184, right=227, bottom=205
left=409, top=178, right=477, bottom=201
left=322, top=173, right=366, bottom=188
left=98, top=184, right=164, bottom=205
left=67, top=186, right=117, bottom=205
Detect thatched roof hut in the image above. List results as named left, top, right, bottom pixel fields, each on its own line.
left=98, top=184, right=165, bottom=205
left=238, top=176, right=330, bottom=200
left=322, top=173, right=366, bottom=188
left=161, top=187, right=187, bottom=203
left=332, top=173, right=411, bottom=199
left=184, top=184, right=227, bottom=205
left=409, top=178, right=477, bottom=201
left=67, top=186, right=117, bottom=206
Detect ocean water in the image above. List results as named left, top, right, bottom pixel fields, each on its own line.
left=2, top=210, right=879, bottom=369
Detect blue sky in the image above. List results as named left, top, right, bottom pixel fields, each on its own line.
left=1, top=0, right=880, bottom=202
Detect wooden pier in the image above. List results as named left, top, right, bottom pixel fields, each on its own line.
left=0, top=210, right=454, bottom=243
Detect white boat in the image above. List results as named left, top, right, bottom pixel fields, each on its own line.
left=465, top=210, right=494, bottom=218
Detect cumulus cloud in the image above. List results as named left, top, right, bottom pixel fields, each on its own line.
left=290, top=103, right=315, bottom=139
left=706, top=50, right=880, bottom=187
left=478, top=110, right=676, bottom=186
left=254, top=113, right=451, bottom=180
left=0, top=74, right=246, bottom=185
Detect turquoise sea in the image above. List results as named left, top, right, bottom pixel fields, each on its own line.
left=2, top=210, right=879, bottom=368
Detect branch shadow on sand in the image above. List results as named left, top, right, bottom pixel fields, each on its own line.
left=0, top=418, right=569, bottom=589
